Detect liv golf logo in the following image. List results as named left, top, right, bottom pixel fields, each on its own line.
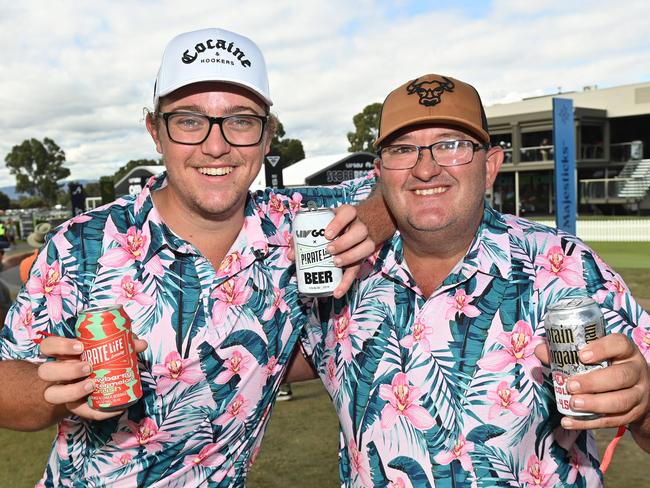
left=181, top=38, right=252, bottom=67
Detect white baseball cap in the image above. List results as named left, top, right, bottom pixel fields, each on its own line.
left=153, top=27, right=272, bottom=108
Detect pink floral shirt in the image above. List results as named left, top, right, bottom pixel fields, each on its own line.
left=302, top=205, right=650, bottom=488
left=0, top=172, right=372, bottom=488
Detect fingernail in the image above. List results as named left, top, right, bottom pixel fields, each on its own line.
left=333, top=257, right=341, bottom=266
left=325, top=231, right=333, bottom=240
left=568, top=380, right=581, bottom=393
left=82, top=364, right=92, bottom=375
left=73, top=342, right=83, bottom=352
left=579, top=349, right=593, bottom=362
left=573, top=398, right=585, bottom=409
left=84, top=381, right=95, bottom=392
left=326, top=245, right=334, bottom=254
left=561, top=418, right=574, bottom=429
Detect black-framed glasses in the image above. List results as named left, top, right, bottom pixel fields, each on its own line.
left=160, top=111, right=268, bottom=146
left=379, top=140, right=490, bottom=169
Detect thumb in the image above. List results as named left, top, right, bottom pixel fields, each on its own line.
left=534, top=341, right=551, bottom=366
left=132, top=334, right=148, bottom=354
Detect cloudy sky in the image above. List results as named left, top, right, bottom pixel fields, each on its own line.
left=1, top=0, right=649, bottom=188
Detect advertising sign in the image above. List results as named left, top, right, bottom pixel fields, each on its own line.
left=553, top=98, right=577, bottom=236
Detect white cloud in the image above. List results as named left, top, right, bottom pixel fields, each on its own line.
left=0, top=0, right=649, bottom=188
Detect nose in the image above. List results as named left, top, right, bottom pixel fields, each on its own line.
left=201, top=122, right=231, bottom=157
left=411, top=147, right=442, bottom=180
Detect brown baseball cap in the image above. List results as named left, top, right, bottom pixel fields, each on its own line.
left=374, top=74, right=490, bottom=147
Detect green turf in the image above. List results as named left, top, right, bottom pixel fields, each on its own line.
left=586, top=241, right=650, bottom=270
left=585, top=242, right=650, bottom=299
left=247, top=380, right=339, bottom=487
left=0, top=426, right=54, bottom=486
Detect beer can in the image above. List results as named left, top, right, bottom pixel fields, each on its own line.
left=75, top=305, right=143, bottom=411
left=543, top=297, right=608, bottom=419
left=292, top=203, right=342, bottom=296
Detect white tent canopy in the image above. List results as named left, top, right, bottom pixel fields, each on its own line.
left=282, top=153, right=351, bottom=187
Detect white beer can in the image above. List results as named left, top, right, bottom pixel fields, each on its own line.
left=292, top=204, right=342, bottom=296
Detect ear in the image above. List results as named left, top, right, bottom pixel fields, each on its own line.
left=146, top=112, right=164, bottom=155
left=484, top=145, right=504, bottom=190
left=374, top=157, right=382, bottom=180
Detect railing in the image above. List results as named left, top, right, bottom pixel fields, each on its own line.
left=520, top=145, right=554, bottom=162
left=611, top=141, right=643, bottom=162
left=580, top=178, right=647, bottom=200
left=510, top=141, right=642, bottom=164
left=533, top=219, right=650, bottom=241
left=581, top=177, right=650, bottom=201
left=580, top=143, right=604, bottom=160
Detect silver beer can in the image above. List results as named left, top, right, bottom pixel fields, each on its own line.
left=543, top=297, right=608, bottom=419
left=292, top=204, right=342, bottom=296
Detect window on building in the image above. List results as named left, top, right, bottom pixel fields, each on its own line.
left=493, top=172, right=516, bottom=214
left=491, top=134, right=513, bottom=165
left=521, top=131, right=553, bottom=162
left=519, top=170, right=554, bottom=216
left=580, top=124, right=604, bottom=160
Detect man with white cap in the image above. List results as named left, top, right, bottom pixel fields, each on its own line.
left=298, top=74, right=650, bottom=486
left=0, top=28, right=385, bottom=486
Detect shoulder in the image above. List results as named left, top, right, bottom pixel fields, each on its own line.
left=496, top=212, right=591, bottom=252
left=43, top=196, right=143, bottom=259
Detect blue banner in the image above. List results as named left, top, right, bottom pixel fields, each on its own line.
left=553, top=98, right=577, bottom=235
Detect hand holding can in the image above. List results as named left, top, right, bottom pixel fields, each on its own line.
left=293, top=204, right=343, bottom=296
left=75, top=305, right=143, bottom=411
left=37, top=332, right=148, bottom=421
left=542, top=297, right=609, bottom=420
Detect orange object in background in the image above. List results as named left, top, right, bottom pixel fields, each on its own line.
left=19, top=250, right=38, bottom=283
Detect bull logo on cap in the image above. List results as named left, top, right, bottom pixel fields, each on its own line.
left=406, top=76, right=455, bottom=107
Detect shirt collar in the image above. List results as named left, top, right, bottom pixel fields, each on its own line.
left=132, top=172, right=271, bottom=277
left=373, top=203, right=512, bottom=292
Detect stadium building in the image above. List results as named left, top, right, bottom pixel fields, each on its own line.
left=485, top=81, right=650, bottom=217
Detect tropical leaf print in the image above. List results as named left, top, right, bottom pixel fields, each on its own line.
left=299, top=205, right=650, bottom=487
left=421, top=351, right=468, bottom=439
left=449, top=276, right=509, bottom=378
left=366, top=441, right=389, bottom=486
left=388, top=456, right=433, bottom=488
left=473, top=444, right=521, bottom=487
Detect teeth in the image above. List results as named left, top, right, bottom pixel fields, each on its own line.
left=198, top=167, right=234, bottom=176
left=414, top=187, right=446, bottom=195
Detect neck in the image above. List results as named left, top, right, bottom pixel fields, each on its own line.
left=152, top=187, right=246, bottom=269
left=400, top=213, right=482, bottom=297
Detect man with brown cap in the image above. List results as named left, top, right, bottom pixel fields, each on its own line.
left=298, top=74, right=650, bottom=486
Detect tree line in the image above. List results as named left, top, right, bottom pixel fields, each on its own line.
left=2, top=105, right=380, bottom=211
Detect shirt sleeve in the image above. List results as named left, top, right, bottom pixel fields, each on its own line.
left=532, top=234, right=650, bottom=364
left=259, top=173, right=377, bottom=209
left=0, top=237, right=81, bottom=363
left=581, top=244, right=650, bottom=356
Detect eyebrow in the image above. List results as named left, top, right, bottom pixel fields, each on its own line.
left=166, top=104, right=264, bottom=116
left=392, top=131, right=469, bottom=144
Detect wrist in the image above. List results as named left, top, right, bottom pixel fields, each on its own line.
left=629, top=414, right=650, bottom=453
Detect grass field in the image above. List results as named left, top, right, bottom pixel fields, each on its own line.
left=1, top=243, right=649, bottom=487
left=588, top=241, right=650, bottom=270
left=587, top=241, right=650, bottom=299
